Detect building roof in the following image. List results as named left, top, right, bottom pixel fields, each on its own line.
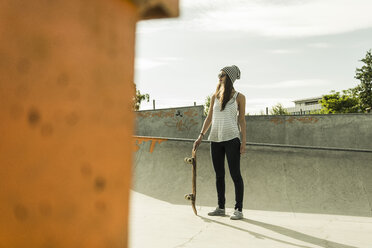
left=293, top=96, right=322, bottom=103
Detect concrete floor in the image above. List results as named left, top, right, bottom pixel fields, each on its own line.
left=129, top=191, right=372, bottom=248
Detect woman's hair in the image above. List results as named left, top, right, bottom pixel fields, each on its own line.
left=215, top=73, right=234, bottom=111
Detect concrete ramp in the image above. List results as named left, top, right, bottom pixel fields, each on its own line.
left=129, top=190, right=372, bottom=248
left=133, top=136, right=372, bottom=217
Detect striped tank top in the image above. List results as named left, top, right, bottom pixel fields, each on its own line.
left=208, top=91, right=240, bottom=142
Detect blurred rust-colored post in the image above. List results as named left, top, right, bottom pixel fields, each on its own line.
left=0, top=0, right=178, bottom=247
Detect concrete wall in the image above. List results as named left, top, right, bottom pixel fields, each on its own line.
left=133, top=137, right=372, bottom=217
left=136, top=107, right=372, bottom=149
left=246, top=114, right=372, bottom=150
left=135, top=105, right=204, bottom=139
left=133, top=111, right=372, bottom=216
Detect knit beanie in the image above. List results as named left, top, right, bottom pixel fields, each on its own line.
left=221, top=65, right=241, bottom=83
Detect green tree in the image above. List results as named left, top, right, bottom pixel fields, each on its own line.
left=319, top=89, right=361, bottom=114
left=316, top=50, right=371, bottom=114
left=133, top=83, right=150, bottom=111
left=270, top=103, right=289, bottom=115
left=355, top=49, right=372, bottom=111
left=309, top=109, right=323, bottom=114
left=204, top=95, right=212, bottom=116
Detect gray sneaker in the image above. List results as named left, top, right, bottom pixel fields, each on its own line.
left=208, top=207, right=226, bottom=216
left=230, top=210, right=243, bottom=220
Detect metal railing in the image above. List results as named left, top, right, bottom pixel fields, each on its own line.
left=133, top=135, right=372, bottom=153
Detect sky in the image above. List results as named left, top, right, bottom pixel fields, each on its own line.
left=134, top=0, right=372, bottom=114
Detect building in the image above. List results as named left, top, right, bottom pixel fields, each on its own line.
left=286, top=96, right=322, bottom=115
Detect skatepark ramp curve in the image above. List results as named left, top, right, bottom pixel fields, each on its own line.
left=133, top=135, right=372, bottom=217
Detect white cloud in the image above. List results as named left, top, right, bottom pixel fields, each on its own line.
left=135, top=0, right=370, bottom=114
left=307, top=42, right=330, bottom=48
left=135, top=58, right=164, bottom=70
left=267, top=49, right=299, bottom=54
left=135, top=57, right=182, bottom=70
left=239, top=79, right=331, bottom=89
left=137, top=0, right=372, bottom=37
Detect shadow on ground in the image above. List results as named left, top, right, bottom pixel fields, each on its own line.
left=199, top=216, right=357, bottom=248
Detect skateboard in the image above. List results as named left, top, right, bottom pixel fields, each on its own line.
left=184, top=148, right=197, bottom=215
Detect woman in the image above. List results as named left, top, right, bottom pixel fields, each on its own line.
left=193, top=65, right=246, bottom=220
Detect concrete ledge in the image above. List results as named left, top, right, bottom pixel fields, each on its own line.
left=134, top=135, right=372, bottom=153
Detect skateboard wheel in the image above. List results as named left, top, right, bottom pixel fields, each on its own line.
left=184, top=193, right=193, bottom=200
left=184, top=157, right=193, bottom=164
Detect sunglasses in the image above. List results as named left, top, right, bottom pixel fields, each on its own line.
left=218, top=73, right=226, bottom=79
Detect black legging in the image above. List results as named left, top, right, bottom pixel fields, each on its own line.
left=210, top=137, right=244, bottom=211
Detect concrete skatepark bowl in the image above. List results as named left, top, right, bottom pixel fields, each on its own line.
left=130, top=135, right=372, bottom=248
left=130, top=106, right=372, bottom=247
left=133, top=136, right=372, bottom=217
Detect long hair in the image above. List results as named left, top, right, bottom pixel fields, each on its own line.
left=215, top=74, right=234, bottom=111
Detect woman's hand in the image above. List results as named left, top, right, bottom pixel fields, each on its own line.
left=193, top=135, right=203, bottom=151
left=240, top=142, right=246, bottom=154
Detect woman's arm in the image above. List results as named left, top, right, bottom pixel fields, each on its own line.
left=193, top=94, right=215, bottom=150
left=237, top=94, right=246, bottom=154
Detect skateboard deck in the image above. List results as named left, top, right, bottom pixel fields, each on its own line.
left=184, top=148, right=197, bottom=215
